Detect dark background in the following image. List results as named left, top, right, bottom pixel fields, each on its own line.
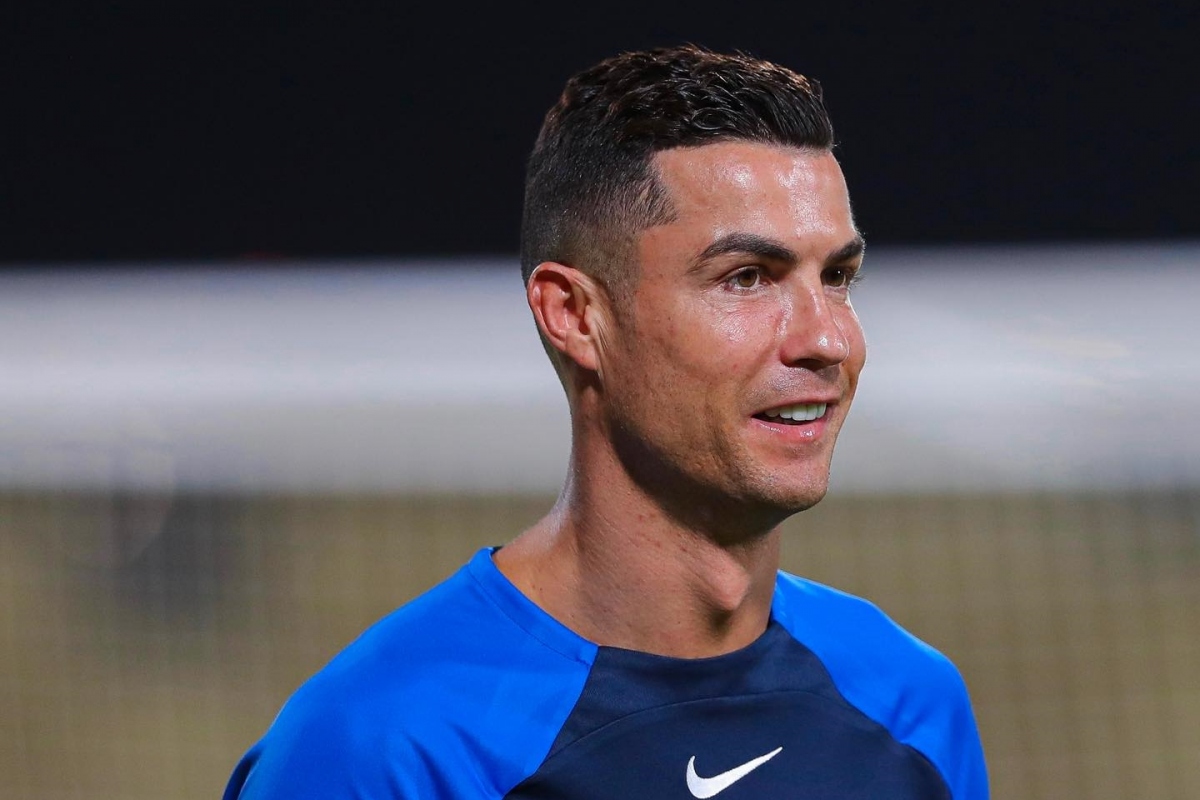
left=3, top=1, right=1196, bottom=265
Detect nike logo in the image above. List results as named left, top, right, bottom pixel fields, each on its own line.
left=685, top=746, right=783, bottom=798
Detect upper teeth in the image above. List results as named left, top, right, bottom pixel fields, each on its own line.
left=764, top=403, right=827, bottom=422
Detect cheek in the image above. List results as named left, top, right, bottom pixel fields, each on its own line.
left=707, top=302, right=784, bottom=372
left=630, top=291, right=781, bottom=385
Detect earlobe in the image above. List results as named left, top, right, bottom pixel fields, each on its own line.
left=527, top=262, right=606, bottom=373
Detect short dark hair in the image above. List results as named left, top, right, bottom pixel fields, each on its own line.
left=520, top=44, right=835, bottom=293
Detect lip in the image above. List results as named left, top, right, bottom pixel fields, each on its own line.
left=753, top=395, right=840, bottom=414
left=752, top=395, right=841, bottom=418
left=749, top=400, right=837, bottom=442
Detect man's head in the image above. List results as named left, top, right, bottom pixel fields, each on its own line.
left=520, top=44, right=834, bottom=300
left=523, top=46, right=864, bottom=529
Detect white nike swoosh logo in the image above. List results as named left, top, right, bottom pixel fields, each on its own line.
left=686, top=746, right=783, bottom=798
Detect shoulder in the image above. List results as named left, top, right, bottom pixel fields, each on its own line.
left=772, top=572, right=961, bottom=704
left=773, top=572, right=989, bottom=800
left=225, top=549, right=597, bottom=800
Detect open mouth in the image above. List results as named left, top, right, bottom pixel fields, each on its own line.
left=753, top=402, right=828, bottom=426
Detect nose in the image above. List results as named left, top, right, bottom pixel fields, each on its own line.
left=778, top=283, right=850, bottom=368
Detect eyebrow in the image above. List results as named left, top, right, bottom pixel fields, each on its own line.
left=827, top=235, right=866, bottom=265
left=691, top=232, right=799, bottom=271
left=690, top=231, right=866, bottom=271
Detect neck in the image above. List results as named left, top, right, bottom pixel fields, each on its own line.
left=494, top=441, right=783, bottom=659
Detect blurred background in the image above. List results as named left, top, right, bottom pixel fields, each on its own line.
left=2, top=3, right=1198, bottom=798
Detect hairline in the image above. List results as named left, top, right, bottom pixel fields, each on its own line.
left=586, top=140, right=838, bottom=300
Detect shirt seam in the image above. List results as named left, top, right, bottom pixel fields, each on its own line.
left=466, top=565, right=595, bottom=667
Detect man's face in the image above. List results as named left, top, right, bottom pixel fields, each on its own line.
left=598, top=142, right=866, bottom=518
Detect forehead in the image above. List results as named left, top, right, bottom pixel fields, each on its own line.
left=648, top=142, right=856, bottom=247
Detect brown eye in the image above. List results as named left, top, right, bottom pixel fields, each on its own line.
left=824, top=267, right=851, bottom=288
left=730, top=268, right=761, bottom=289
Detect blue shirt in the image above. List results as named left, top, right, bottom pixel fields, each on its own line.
left=226, top=547, right=988, bottom=799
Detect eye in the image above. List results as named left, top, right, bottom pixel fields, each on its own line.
left=823, top=265, right=859, bottom=289
left=727, top=267, right=763, bottom=290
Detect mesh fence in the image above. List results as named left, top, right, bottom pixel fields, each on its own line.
left=2, top=488, right=1198, bottom=799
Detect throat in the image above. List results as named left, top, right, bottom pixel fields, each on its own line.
left=576, top=531, right=780, bottom=658
left=497, top=488, right=782, bottom=658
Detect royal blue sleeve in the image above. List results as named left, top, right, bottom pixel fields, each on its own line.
left=773, top=572, right=989, bottom=799
left=223, top=549, right=597, bottom=800
left=224, top=688, right=427, bottom=799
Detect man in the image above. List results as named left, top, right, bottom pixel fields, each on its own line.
left=225, top=45, right=988, bottom=799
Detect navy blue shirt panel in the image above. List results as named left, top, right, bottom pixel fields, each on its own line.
left=512, top=693, right=947, bottom=799
left=515, top=623, right=949, bottom=799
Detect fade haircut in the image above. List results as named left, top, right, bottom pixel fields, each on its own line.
left=520, top=44, right=836, bottom=297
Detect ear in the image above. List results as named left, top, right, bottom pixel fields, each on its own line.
left=527, top=262, right=611, bottom=373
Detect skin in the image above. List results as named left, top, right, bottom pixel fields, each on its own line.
left=497, top=142, right=866, bottom=658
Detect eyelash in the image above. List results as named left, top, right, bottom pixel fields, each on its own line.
left=723, top=266, right=862, bottom=292
left=726, top=267, right=764, bottom=290
left=824, top=266, right=863, bottom=289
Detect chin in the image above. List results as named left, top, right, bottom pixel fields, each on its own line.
left=778, top=486, right=829, bottom=514
left=749, top=473, right=831, bottom=516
